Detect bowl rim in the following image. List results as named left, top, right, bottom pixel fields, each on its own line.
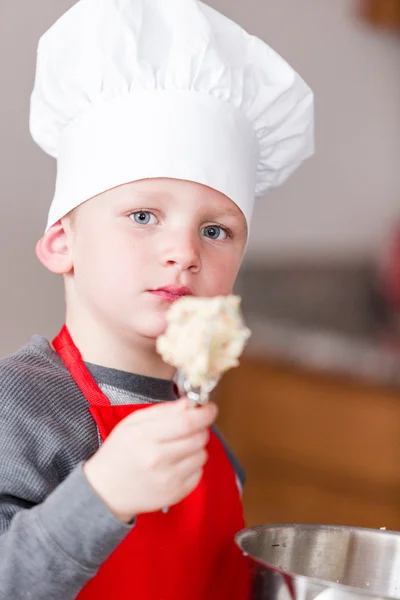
left=235, top=523, right=400, bottom=600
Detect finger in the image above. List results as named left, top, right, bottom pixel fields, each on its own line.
left=184, top=471, right=203, bottom=492
left=148, top=402, right=218, bottom=442
left=170, top=470, right=203, bottom=505
left=176, top=448, right=209, bottom=478
left=161, top=430, right=210, bottom=463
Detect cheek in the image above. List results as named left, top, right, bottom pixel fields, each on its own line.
left=72, top=236, right=124, bottom=291
left=83, top=242, right=159, bottom=314
left=203, top=251, right=243, bottom=295
left=77, top=233, right=150, bottom=275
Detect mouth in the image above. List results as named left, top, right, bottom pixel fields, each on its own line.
left=149, top=285, right=194, bottom=303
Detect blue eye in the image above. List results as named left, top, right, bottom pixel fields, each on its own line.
left=202, top=225, right=228, bottom=240
left=131, top=211, right=157, bottom=225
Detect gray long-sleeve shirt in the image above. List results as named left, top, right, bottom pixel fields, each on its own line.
left=0, top=336, right=244, bottom=600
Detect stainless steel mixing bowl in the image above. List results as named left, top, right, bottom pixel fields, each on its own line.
left=236, top=524, right=400, bottom=600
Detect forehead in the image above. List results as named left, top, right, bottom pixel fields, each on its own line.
left=137, top=178, right=239, bottom=210
left=75, top=179, right=248, bottom=239
left=97, top=178, right=244, bottom=216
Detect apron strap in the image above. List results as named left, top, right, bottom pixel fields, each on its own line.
left=53, top=325, right=111, bottom=407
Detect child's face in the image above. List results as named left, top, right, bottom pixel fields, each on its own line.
left=63, top=178, right=248, bottom=342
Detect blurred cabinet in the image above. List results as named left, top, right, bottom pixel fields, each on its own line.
left=215, top=357, right=400, bottom=529
left=364, top=0, right=400, bottom=28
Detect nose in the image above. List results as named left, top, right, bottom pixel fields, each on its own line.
left=161, top=230, right=201, bottom=273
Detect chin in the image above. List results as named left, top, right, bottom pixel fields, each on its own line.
left=132, top=314, right=168, bottom=341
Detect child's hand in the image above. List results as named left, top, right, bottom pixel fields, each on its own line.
left=83, top=398, right=218, bottom=523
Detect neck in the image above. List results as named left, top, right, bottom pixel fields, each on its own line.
left=64, top=311, right=175, bottom=381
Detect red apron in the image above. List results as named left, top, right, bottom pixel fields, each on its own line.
left=53, top=325, right=251, bottom=600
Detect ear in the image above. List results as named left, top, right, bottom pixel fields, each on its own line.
left=35, top=221, right=73, bottom=274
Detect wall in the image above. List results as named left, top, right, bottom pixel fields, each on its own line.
left=212, top=0, right=399, bottom=265
left=0, top=0, right=398, bottom=353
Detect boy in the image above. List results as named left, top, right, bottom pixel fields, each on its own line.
left=0, top=0, right=314, bottom=598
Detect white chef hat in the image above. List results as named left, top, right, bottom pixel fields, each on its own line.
left=30, top=0, right=314, bottom=231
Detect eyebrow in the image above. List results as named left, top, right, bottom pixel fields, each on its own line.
left=130, top=189, right=170, bottom=201
left=127, top=187, right=243, bottom=222
left=211, top=207, right=244, bottom=223
left=221, top=208, right=242, bottom=218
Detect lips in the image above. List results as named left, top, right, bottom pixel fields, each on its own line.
left=149, top=285, right=194, bottom=302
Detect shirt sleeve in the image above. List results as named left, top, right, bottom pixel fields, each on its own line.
left=0, top=464, right=133, bottom=600
left=0, top=369, right=132, bottom=600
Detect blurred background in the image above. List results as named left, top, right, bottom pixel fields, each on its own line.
left=0, top=1, right=399, bottom=528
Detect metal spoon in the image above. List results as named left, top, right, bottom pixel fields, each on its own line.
left=176, top=371, right=220, bottom=407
